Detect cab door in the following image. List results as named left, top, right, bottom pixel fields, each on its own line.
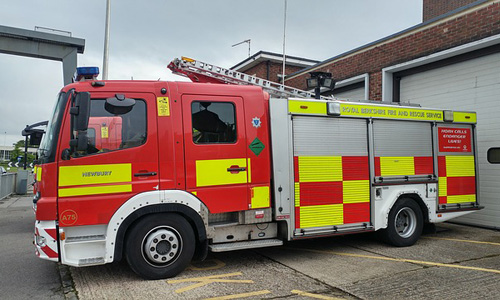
left=57, top=92, right=159, bottom=226
left=182, top=95, right=249, bottom=213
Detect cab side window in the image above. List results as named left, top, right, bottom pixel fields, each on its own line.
left=81, top=99, right=147, bottom=155
left=191, top=101, right=236, bottom=144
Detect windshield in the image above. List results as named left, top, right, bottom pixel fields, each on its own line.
left=38, top=92, right=68, bottom=164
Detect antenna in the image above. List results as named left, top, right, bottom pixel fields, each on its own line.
left=232, top=39, right=251, bottom=57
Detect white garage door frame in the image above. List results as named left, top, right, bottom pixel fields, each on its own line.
left=333, top=73, right=369, bottom=100
left=382, top=34, right=500, bottom=103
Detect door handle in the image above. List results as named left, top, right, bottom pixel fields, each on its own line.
left=134, top=172, right=157, bottom=177
left=227, top=166, right=246, bottom=173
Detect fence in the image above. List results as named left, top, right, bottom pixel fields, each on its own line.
left=0, top=173, right=17, bottom=200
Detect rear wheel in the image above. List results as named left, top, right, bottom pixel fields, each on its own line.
left=125, top=213, right=195, bottom=279
left=379, top=198, right=423, bottom=247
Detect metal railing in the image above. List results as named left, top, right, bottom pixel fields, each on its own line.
left=0, top=172, right=16, bottom=200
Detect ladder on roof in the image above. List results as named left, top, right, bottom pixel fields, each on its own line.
left=167, top=56, right=334, bottom=100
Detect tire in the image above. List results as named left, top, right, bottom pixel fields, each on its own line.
left=379, top=198, right=423, bottom=247
left=125, top=213, right=195, bottom=279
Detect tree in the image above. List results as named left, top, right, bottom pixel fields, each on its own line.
left=10, top=139, right=35, bottom=165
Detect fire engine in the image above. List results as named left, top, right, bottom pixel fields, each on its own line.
left=32, top=58, right=481, bottom=279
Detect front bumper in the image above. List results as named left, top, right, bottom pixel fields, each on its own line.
left=34, top=220, right=59, bottom=262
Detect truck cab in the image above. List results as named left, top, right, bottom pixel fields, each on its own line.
left=33, top=78, right=273, bottom=279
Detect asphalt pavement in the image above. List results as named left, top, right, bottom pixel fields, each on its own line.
left=0, top=193, right=64, bottom=299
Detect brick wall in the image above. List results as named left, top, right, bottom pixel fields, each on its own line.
left=244, top=61, right=307, bottom=83
left=285, top=1, right=500, bottom=100
left=424, top=0, right=479, bottom=21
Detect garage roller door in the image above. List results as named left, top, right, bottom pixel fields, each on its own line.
left=335, top=86, right=365, bottom=100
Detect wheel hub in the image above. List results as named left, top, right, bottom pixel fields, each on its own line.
left=395, top=207, right=417, bottom=238
left=143, top=228, right=180, bottom=265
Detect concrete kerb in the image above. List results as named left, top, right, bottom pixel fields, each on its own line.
left=58, top=264, right=78, bottom=300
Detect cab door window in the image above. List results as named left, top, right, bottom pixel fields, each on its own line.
left=79, top=99, right=147, bottom=155
left=191, top=101, right=236, bottom=144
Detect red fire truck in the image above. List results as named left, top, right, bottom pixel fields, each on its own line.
left=33, top=59, right=481, bottom=279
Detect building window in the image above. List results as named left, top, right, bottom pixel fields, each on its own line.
left=487, top=148, right=500, bottom=164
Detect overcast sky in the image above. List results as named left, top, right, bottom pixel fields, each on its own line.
left=0, top=0, right=422, bottom=146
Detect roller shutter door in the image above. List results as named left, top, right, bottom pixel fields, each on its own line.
left=292, top=117, right=371, bottom=232
left=335, top=86, right=365, bottom=100
left=399, top=52, right=500, bottom=228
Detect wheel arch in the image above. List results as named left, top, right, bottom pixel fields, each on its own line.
left=113, top=203, right=207, bottom=262
left=104, top=190, right=208, bottom=264
left=374, top=184, right=432, bottom=230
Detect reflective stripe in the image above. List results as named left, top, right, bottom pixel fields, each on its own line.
left=446, top=156, right=475, bottom=177
left=58, top=184, right=132, bottom=197
left=343, top=180, right=370, bottom=203
left=447, top=194, right=476, bottom=204
left=438, top=177, right=447, bottom=197
left=380, top=157, right=415, bottom=176
left=294, top=182, right=300, bottom=207
left=58, top=164, right=131, bottom=187
left=339, top=103, right=444, bottom=121
left=453, top=112, right=476, bottom=123
left=289, top=100, right=327, bottom=115
left=195, top=158, right=247, bottom=187
left=251, top=186, right=269, bottom=209
left=247, top=159, right=252, bottom=183
left=300, top=204, right=343, bottom=228
left=298, top=156, right=342, bottom=182
left=36, top=166, right=42, bottom=181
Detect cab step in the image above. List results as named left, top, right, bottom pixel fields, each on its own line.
left=209, top=239, right=283, bottom=252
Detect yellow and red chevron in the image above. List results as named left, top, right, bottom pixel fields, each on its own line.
left=294, top=156, right=370, bottom=229
left=438, top=156, right=476, bottom=204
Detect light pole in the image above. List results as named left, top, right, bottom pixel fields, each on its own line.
left=2, top=131, right=5, bottom=161
left=282, top=0, right=287, bottom=84
left=102, top=0, right=111, bottom=80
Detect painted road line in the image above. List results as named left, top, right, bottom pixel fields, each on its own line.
left=292, top=290, right=344, bottom=300
left=205, top=290, right=271, bottom=300
left=167, top=272, right=254, bottom=293
left=422, top=236, right=500, bottom=246
left=290, top=248, right=500, bottom=275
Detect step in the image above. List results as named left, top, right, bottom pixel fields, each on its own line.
left=209, top=239, right=283, bottom=252
left=66, top=234, right=106, bottom=243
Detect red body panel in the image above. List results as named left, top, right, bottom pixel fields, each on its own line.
left=35, top=80, right=271, bottom=227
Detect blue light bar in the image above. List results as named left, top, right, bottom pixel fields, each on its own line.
left=74, top=67, right=100, bottom=82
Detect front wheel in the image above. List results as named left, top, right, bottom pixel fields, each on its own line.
left=125, top=213, right=195, bottom=279
left=379, top=198, right=423, bottom=247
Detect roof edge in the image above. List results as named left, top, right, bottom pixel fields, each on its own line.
left=286, top=0, right=493, bottom=80
left=231, top=50, right=319, bottom=71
